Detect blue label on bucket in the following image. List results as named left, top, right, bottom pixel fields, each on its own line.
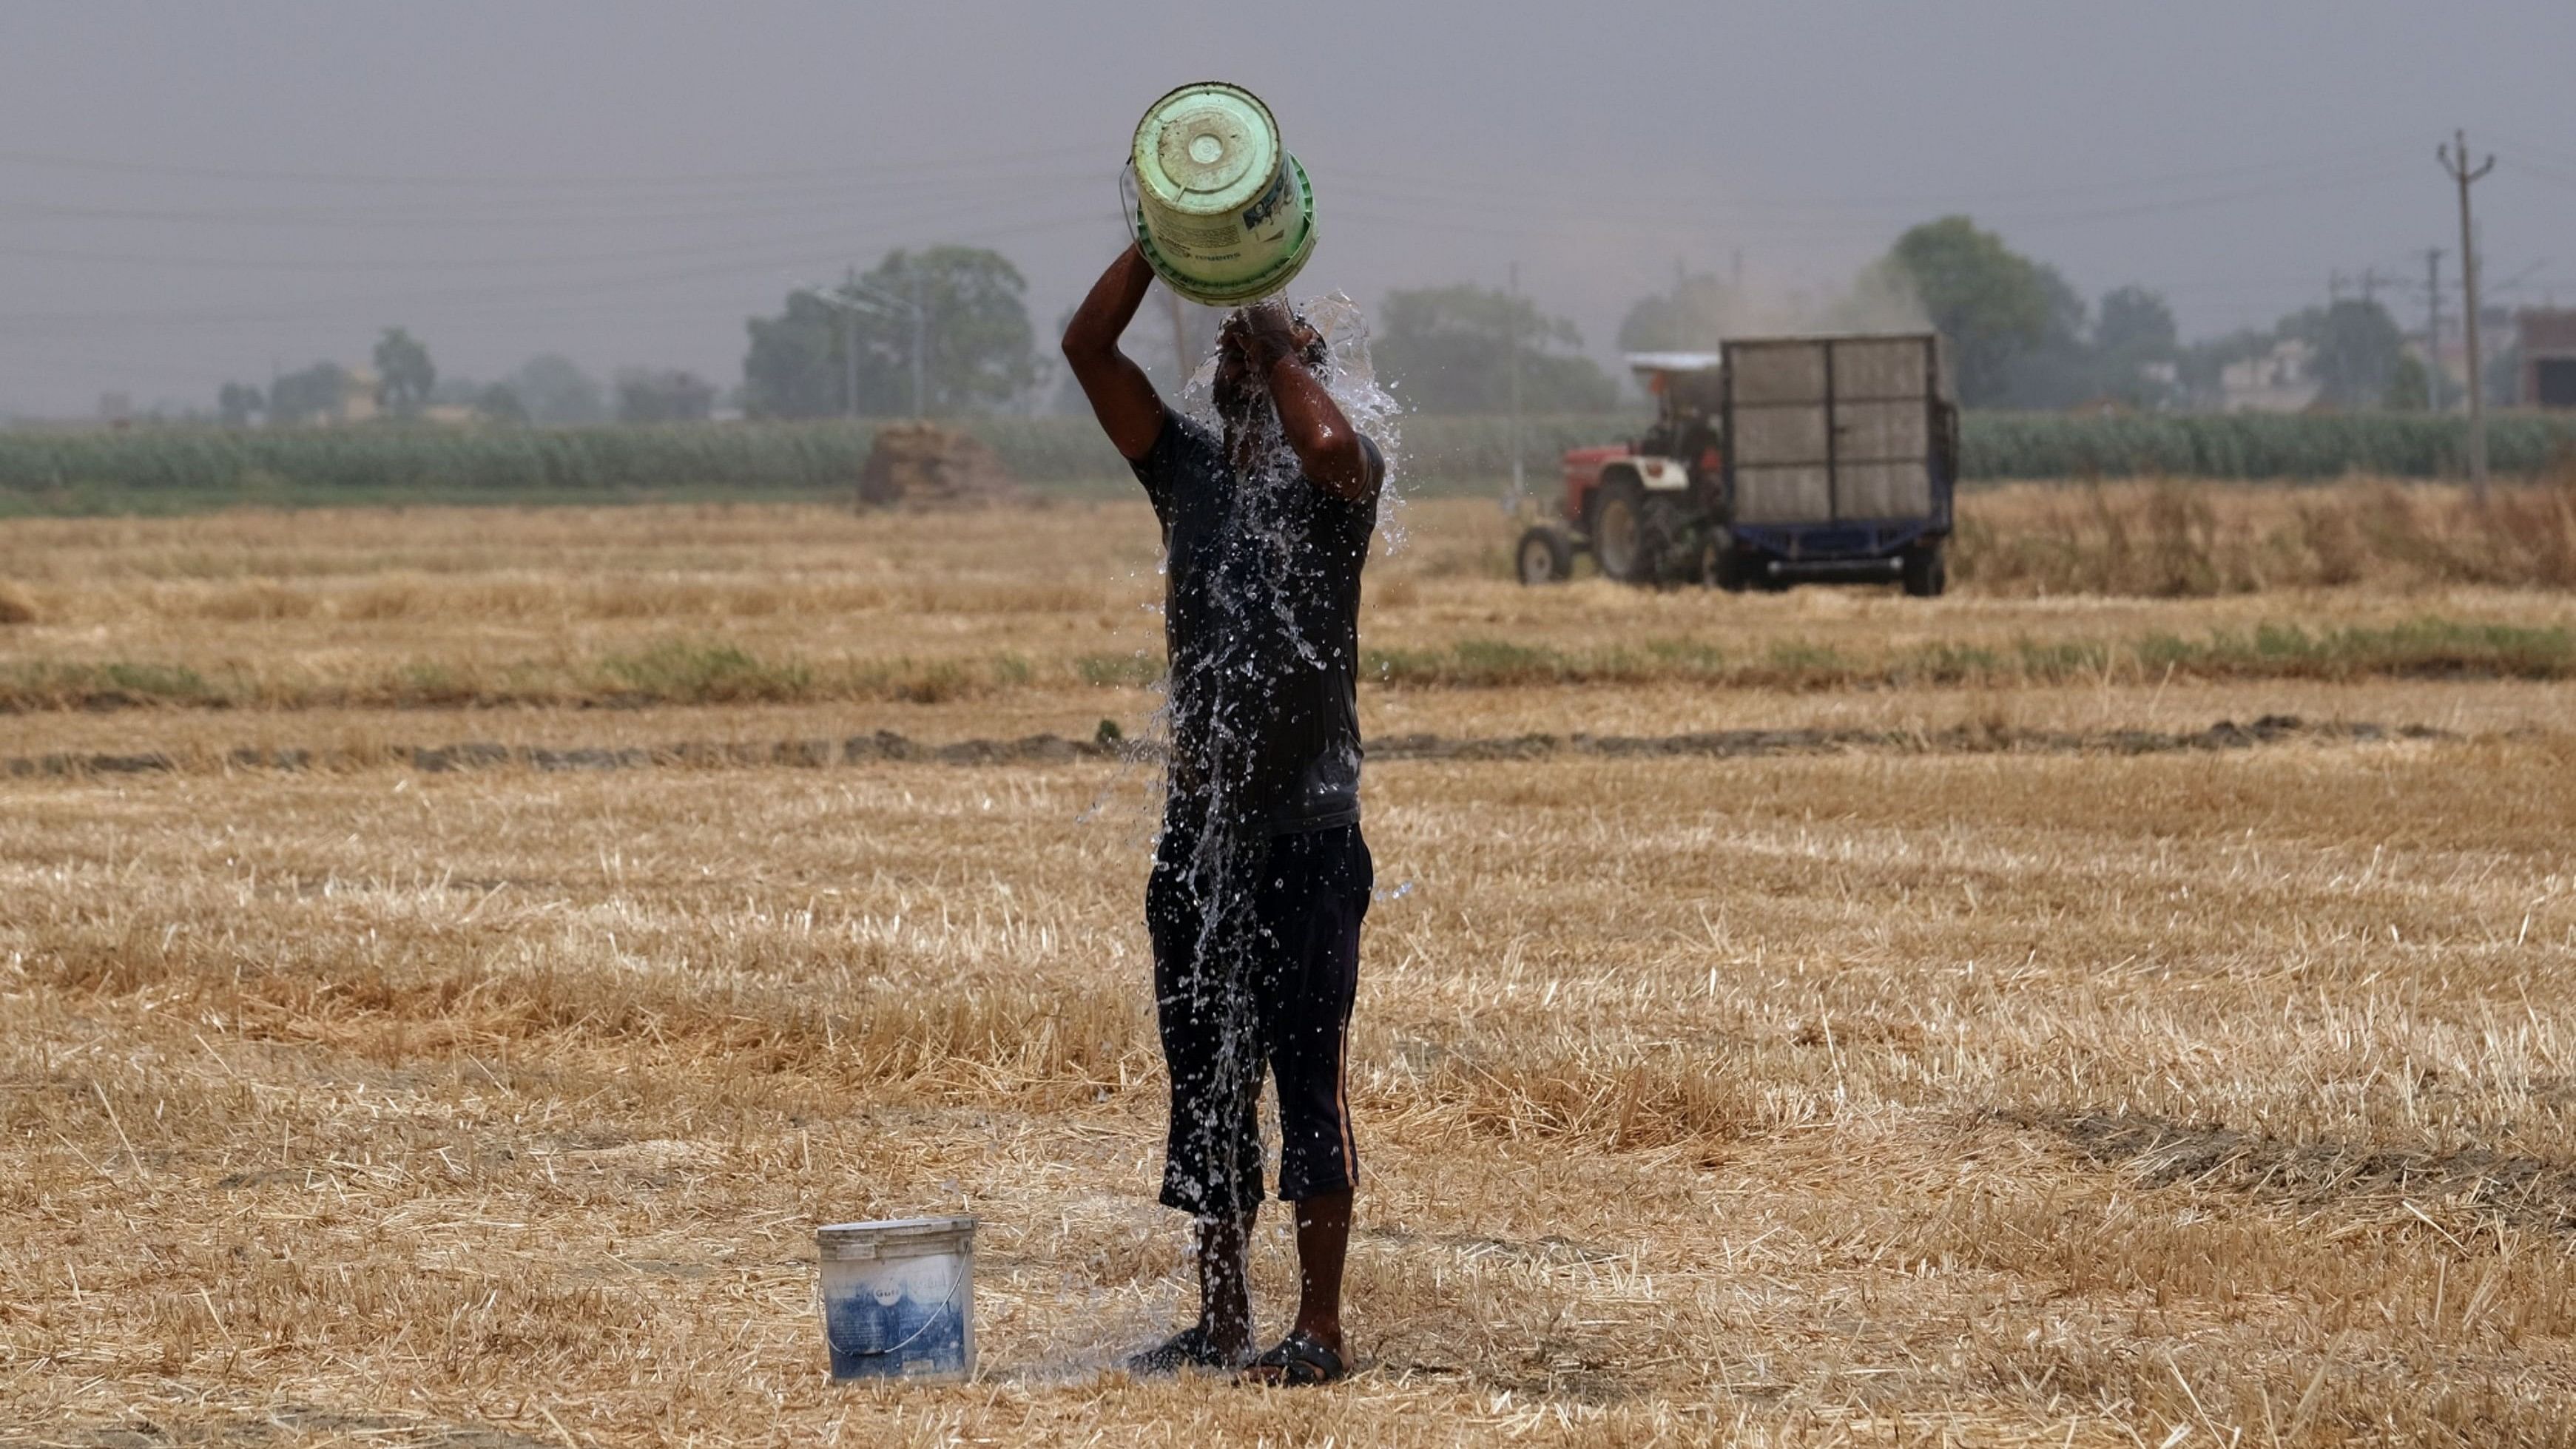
left=1240, top=166, right=1291, bottom=232
left=823, top=1282, right=967, bottom=1379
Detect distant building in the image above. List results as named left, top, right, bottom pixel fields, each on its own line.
left=2518, top=309, right=2576, bottom=409
left=2220, top=338, right=2322, bottom=413
left=272, top=364, right=381, bottom=426
left=335, top=368, right=380, bottom=425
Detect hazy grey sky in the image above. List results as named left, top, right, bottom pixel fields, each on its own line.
left=4, top=1, right=2574, bottom=416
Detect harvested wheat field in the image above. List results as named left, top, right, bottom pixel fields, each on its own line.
left=7, top=480, right=2576, bottom=1446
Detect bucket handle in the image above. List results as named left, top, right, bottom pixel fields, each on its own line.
left=825, top=1267, right=968, bottom=1362
left=1117, top=162, right=1144, bottom=240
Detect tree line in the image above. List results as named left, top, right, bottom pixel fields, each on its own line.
left=215, top=331, right=719, bottom=428
left=205, top=215, right=2456, bottom=427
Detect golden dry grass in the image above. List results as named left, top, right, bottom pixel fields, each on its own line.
left=2, top=484, right=2573, bottom=715
left=7, top=483, right=2576, bottom=1446
left=1958, top=475, right=2576, bottom=595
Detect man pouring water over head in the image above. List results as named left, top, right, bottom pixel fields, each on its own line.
left=1062, top=242, right=1384, bottom=1387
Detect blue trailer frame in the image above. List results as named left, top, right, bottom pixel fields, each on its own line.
left=1718, top=334, right=1957, bottom=587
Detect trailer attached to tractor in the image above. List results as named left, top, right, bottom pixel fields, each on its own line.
left=1517, top=334, right=1958, bottom=595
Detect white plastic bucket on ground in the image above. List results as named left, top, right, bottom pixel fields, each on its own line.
left=817, top=1215, right=975, bottom=1382
left=1128, top=81, right=1317, bottom=307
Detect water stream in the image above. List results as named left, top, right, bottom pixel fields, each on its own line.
left=1053, top=293, right=1406, bottom=1370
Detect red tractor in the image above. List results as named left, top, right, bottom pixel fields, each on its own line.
left=1516, top=338, right=1956, bottom=595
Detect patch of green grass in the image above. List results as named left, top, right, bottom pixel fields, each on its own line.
left=2014, top=639, right=2114, bottom=680
left=600, top=640, right=814, bottom=703
left=2122, top=618, right=2573, bottom=681
left=1640, top=639, right=1729, bottom=672
left=9, top=615, right=2566, bottom=716
left=1759, top=641, right=1850, bottom=676
left=0, top=659, right=223, bottom=709
left=394, top=662, right=472, bottom=705
left=1448, top=638, right=1571, bottom=683
left=1076, top=652, right=1166, bottom=689
left=1897, top=643, right=2003, bottom=684
left=1365, top=640, right=1571, bottom=686
left=101, top=662, right=216, bottom=700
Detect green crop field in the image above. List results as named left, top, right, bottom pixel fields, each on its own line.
left=8, top=411, right=2574, bottom=516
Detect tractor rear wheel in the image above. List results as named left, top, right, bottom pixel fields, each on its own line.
left=1901, top=541, right=1949, bottom=598
left=1639, top=496, right=1698, bottom=586
left=1710, top=541, right=1754, bottom=592
left=1590, top=476, right=1651, bottom=583
left=1515, top=525, right=1574, bottom=585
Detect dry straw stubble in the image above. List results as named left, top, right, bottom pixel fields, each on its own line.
left=7, top=480, right=2576, bottom=1445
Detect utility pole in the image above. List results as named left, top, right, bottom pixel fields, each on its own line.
left=2439, top=129, right=2496, bottom=498
left=2422, top=249, right=2445, bottom=412
left=798, top=274, right=924, bottom=421
left=1507, top=261, right=1525, bottom=502
left=841, top=268, right=859, bottom=419
left=910, top=268, right=928, bottom=419
left=2360, top=267, right=2380, bottom=307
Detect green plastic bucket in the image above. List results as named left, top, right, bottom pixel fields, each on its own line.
left=1128, top=81, right=1318, bottom=308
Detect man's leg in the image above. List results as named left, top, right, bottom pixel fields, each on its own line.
left=1247, top=825, right=1369, bottom=1382
left=1193, top=1209, right=1257, bottom=1360
left=1136, top=834, right=1269, bottom=1372
left=1287, top=1189, right=1351, bottom=1359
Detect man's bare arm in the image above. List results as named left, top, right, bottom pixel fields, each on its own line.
left=1242, top=302, right=1380, bottom=502
left=1060, top=246, right=1167, bottom=462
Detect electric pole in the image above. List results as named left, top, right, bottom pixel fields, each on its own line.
left=911, top=268, right=928, bottom=419
left=2439, top=129, right=2496, bottom=499
left=2422, top=249, right=2444, bottom=412
left=799, top=274, right=925, bottom=419
left=1508, top=261, right=1525, bottom=503
left=842, top=268, right=859, bottom=419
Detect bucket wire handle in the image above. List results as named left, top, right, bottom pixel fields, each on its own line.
left=1117, top=161, right=1143, bottom=242
left=826, top=1266, right=968, bottom=1361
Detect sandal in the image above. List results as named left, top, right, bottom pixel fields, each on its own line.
left=1125, top=1325, right=1247, bottom=1376
left=1241, top=1330, right=1348, bottom=1387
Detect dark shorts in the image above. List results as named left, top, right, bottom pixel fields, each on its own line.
left=1146, top=820, right=1371, bottom=1219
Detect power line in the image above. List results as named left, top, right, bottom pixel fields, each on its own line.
left=1327, top=138, right=2410, bottom=220
left=1329, top=163, right=2413, bottom=248
left=0, top=185, right=1097, bottom=274
left=0, top=166, right=1099, bottom=232
left=0, top=141, right=1106, bottom=192
left=0, top=212, right=1106, bottom=333
left=2512, top=159, right=2576, bottom=195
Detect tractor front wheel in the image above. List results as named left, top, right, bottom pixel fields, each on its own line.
left=1515, top=525, right=1574, bottom=585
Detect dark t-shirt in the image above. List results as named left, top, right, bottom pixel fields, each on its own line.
left=1133, top=413, right=1380, bottom=835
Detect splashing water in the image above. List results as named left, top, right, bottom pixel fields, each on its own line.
left=1061, top=291, right=1407, bottom=1368
left=1179, top=290, right=1409, bottom=555
left=1085, top=289, right=1410, bottom=837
